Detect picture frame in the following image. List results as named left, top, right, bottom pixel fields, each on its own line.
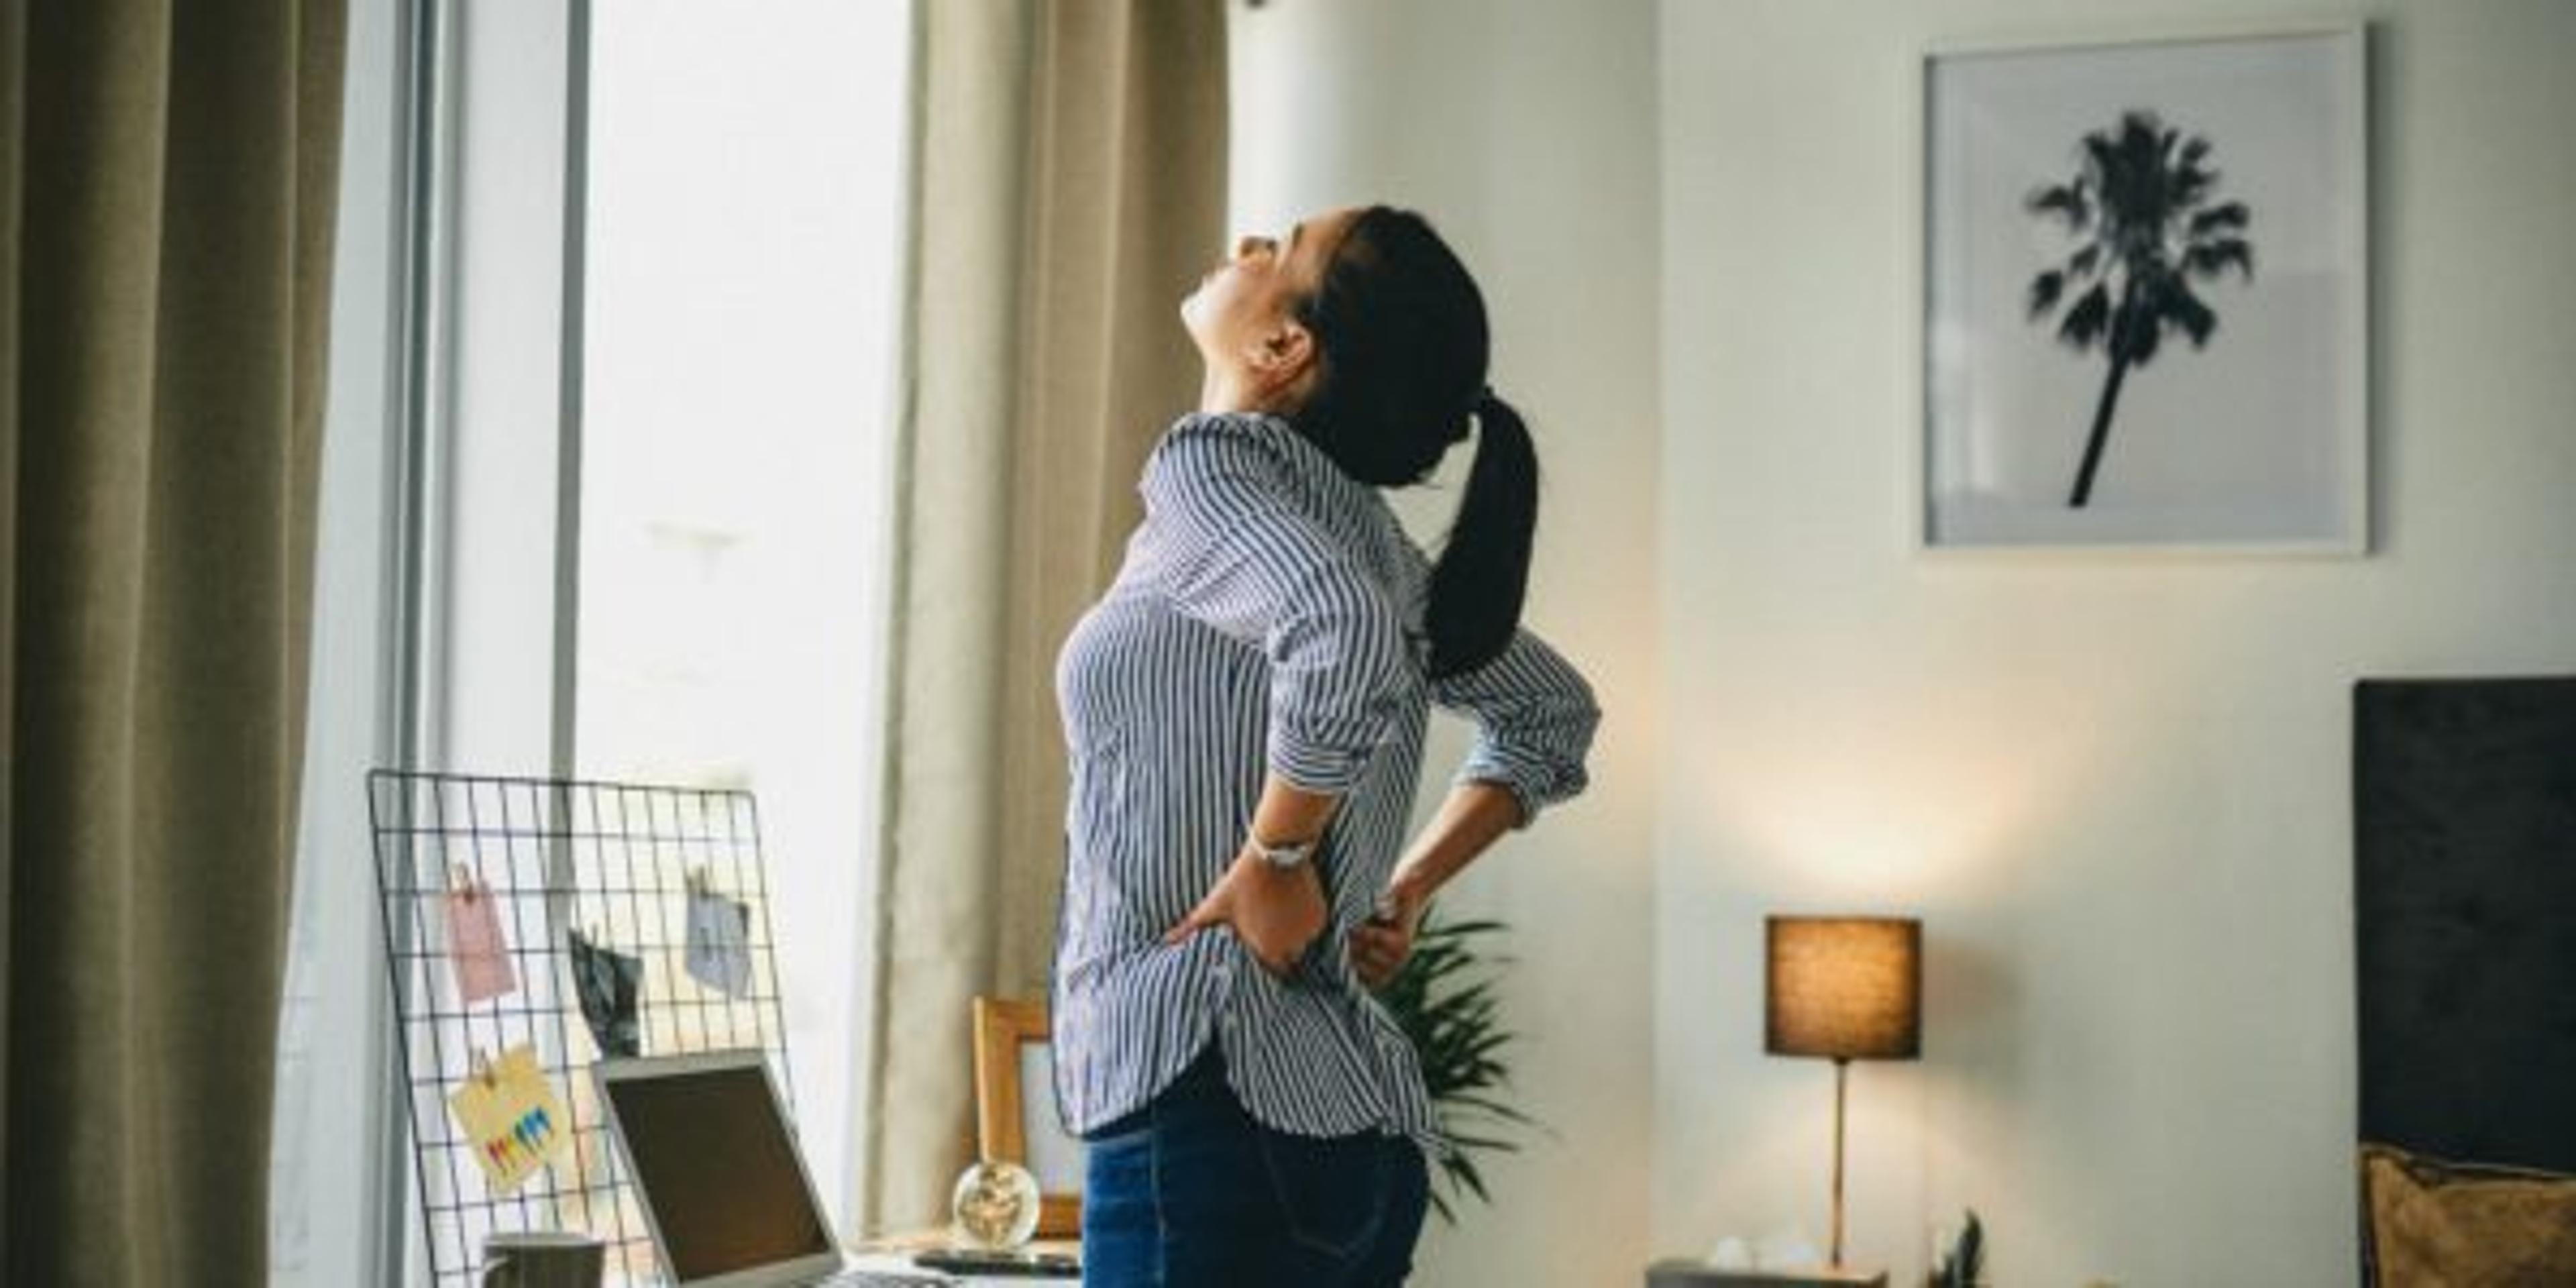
left=1921, top=25, right=2368, bottom=552
left=970, top=996, right=1082, bottom=1239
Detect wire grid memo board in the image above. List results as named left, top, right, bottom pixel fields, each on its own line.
left=368, top=769, right=796, bottom=1287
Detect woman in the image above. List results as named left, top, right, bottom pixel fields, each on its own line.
left=1051, top=205, right=1600, bottom=1287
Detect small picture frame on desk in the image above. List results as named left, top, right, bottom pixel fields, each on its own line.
left=972, top=996, right=1083, bottom=1239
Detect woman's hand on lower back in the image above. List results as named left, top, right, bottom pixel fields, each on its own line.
left=1165, top=851, right=1329, bottom=975
left=1349, top=875, right=1428, bottom=991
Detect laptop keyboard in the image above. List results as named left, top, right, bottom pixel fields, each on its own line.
left=814, top=1271, right=957, bottom=1287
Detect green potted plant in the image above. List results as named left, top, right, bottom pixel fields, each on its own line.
left=1929, top=1210, right=1984, bottom=1288
left=1375, top=910, right=1543, bottom=1222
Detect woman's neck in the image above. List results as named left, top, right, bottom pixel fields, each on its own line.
left=1199, top=369, right=1309, bottom=418
left=1197, top=368, right=1263, bottom=415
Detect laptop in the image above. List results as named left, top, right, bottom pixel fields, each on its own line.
left=595, top=1049, right=1073, bottom=1287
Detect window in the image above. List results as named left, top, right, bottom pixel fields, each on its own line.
left=570, top=0, right=910, bottom=1232
left=273, top=2, right=912, bottom=1281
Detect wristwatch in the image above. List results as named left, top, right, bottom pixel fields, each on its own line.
left=1248, top=831, right=1317, bottom=869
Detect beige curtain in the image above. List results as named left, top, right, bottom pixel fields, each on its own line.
left=861, top=0, right=1228, bottom=1232
left=0, top=1, right=346, bottom=1281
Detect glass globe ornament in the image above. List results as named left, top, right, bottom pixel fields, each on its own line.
left=949, top=1159, right=1041, bottom=1248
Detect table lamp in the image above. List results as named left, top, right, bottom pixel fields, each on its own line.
left=1765, top=915, right=1921, bottom=1269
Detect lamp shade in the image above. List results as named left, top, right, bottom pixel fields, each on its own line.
left=1765, top=916, right=1921, bottom=1061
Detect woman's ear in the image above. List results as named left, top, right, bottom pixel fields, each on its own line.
left=1244, top=319, right=1318, bottom=397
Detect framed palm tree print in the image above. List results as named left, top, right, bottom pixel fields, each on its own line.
left=1922, top=26, right=2367, bottom=551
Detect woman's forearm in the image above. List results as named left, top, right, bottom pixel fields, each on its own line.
left=1250, top=773, right=1340, bottom=848
left=1387, top=781, right=1523, bottom=908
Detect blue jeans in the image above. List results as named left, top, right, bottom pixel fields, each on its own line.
left=1080, top=1045, right=1431, bottom=1287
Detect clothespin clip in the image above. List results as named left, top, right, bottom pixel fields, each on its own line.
left=688, top=865, right=710, bottom=898
left=468, top=1046, right=497, bottom=1087
left=449, top=863, right=474, bottom=894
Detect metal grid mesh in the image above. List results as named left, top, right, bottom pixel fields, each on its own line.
left=367, top=770, right=794, bottom=1288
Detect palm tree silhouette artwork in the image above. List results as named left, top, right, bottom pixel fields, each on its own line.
left=2025, top=109, right=2254, bottom=508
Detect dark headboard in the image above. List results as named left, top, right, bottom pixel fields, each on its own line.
left=2354, top=678, right=2576, bottom=1173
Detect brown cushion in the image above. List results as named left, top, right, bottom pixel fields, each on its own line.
left=2362, top=1143, right=2576, bottom=1287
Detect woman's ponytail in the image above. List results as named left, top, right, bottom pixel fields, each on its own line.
left=1426, top=390, right=1538, bottom=678
left=1288, top=207, right=1540, bottom=677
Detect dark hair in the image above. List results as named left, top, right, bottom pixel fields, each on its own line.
left=1293, top=207, right=1538, bottom=679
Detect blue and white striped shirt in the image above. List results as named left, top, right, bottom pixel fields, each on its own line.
left=1050, top=411, right=1600, bottom=1154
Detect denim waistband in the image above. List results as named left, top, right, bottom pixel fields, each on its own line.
left=1081, top=1040, right=1226, bottom=1142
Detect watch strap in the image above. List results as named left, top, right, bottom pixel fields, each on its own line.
left=1249, top=833, right=1316, bottom=868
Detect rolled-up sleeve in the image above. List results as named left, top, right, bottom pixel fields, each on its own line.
left=1430, top=628, right=1599, bottom=825
left=1142, top=419, right=1413, bottom=794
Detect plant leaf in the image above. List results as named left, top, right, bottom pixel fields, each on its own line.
left=2183, top=238, right=2253, bottom=282
left=1378, top=909, right=1541, bottom=1223
left=2027, top=182, right=2089, bottom=231
left=2027, top=270, right=2067, bottom=317
left=2161, top=278, right=2217, bottom=346
left=2059, top=283, right=2112, bottom=349
left=2188, top=201, right=2249, bottom=237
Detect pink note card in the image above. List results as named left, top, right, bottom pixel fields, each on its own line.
left=445, top=878, right=518, bottom=1006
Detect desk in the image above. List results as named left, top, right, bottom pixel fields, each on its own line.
left=849, top=1231, right=1081, bottom=1285
left=843, top=1251, right=1068, bottom=1285
left=1644, top=1261, right=1889, bottom=1287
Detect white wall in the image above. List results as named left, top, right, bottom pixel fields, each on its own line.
left=1232, top=3, right=1664, bottom=1286
left=1658, top=2, right=2576, bottom=1285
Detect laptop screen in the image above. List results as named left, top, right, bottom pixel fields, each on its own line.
left=602, top=1059, right=835, bottom=1280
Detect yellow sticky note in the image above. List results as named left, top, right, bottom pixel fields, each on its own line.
left=446, top=1044, right=570, bottom=1195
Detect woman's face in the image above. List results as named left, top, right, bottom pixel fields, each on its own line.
left=1181, top=207, right=1363, bottom=406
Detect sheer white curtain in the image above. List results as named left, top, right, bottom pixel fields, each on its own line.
left=861, top=0, right=1229, bottom=1233
left=268, top=0, right=408, bottom=1281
